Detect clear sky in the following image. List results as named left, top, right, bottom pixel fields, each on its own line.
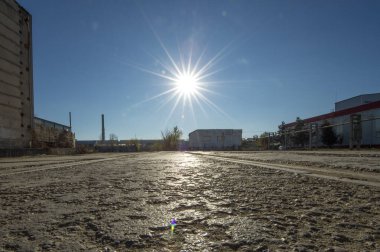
left=18, top=0, right=380, bottom=140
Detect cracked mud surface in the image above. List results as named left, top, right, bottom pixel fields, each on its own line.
left=0, top=152, right=379, bottom=251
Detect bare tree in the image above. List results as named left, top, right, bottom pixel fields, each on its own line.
left=291, top=117, right=308, bottom=147
left=278, top=121, right=286, bottom=146
left=161, top=126, right=182, bottom=151
left=258, top=132, right=270, bottom=150
left=128, top=138, right=140, bottom=151
left=109, top=133, right=118, bottom=146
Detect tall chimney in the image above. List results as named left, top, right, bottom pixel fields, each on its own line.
left=101, top=114, right=105, bottom=141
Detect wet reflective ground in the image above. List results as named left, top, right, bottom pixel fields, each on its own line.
left=0, top=152, right=379, bottom=251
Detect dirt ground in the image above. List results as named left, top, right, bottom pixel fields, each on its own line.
left=0, top=151, right=379, bottom=251
left=201, top=150, right=380, bottom=172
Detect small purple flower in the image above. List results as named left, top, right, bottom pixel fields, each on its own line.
left=170, top=218, right=177, bottom=226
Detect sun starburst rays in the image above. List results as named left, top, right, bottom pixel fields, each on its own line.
left=125, top=6, right=238, bottom=126
left=127, top=36, right=233, bottom=127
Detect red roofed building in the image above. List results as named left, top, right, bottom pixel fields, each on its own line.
left=282, top=93, right=380, bottom=147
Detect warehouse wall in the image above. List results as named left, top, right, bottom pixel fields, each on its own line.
left=284, top=108, right=380, bottom=148
left=335, top=93, right=380, bottom=112
left=333, top=108, right=380, bottom=146
left=0, top=0, right=33, bottom=148
left=189, top=129, right=242, bottom=150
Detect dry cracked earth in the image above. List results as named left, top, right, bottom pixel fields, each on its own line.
left=0, top=152, right=379, bottom=252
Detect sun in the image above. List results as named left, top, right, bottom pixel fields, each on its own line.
left=175, top=73, right=199, bottom=95
left=128, top=34, right=231, bottom=123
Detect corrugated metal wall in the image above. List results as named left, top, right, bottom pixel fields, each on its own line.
left=335, top=93, right=380, bottom=111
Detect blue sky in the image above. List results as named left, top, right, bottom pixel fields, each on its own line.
left=19, top=0, right=380, bottom=140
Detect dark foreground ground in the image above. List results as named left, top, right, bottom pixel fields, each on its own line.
left=0, top=152, right=379, bottom=251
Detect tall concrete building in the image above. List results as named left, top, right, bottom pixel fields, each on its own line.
left=0, top=0, right=34, bottom=148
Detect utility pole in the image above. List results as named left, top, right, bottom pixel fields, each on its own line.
left=309, top=123, right=312, bottom=150
left=69, top=112, right=72, bottom=132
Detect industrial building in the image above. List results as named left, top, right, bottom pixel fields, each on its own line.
left=189, top=129, right=242, bottom=150
left=0, top=0, right=74, bottom=151
left=0, top=0, right=34, bottom=148
left=32, top=117, right=74, bottom=148
left=283, top=93, right=380, bottom=148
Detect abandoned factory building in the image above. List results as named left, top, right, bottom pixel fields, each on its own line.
left=0, top=0, right=74, bottom=149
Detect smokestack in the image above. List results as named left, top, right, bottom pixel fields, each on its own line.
left=101, top=114, right=105, bottom=141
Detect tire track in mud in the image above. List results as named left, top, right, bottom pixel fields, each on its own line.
left=0, top=154, right=130, bottom=177
left=189, top=152, right=380, bottom=188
